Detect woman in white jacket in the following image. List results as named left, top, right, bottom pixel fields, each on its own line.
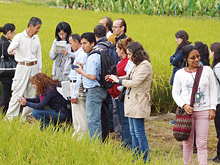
left=49, top=22, right=74, bottom=82
left=172, top=45, right=217, bottom=165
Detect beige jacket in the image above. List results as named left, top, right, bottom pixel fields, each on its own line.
left=121, top=60, right=153, bottom=118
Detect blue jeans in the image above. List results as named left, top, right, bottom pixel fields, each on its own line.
left=86, top=87, right=107, bottom=140
left=128, top=117, right=150, bottom=162
left=32, top=109, right=70, bottom=130
left=115, top=99, right=132, bottom=148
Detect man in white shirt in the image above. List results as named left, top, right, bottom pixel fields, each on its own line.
left=6, top=17, right=42, bottom=121
left=68, top=34, right=88, bottom=138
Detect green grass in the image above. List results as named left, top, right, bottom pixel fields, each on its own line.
left=1, top=3, right=220, bottom=114
left=0, top=114, right=218, bottom=164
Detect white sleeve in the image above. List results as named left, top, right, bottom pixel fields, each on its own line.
left=172, top=70, right=185, bottom=108
left=208, top=67, right=217, bottom=110
left=49, top=40, right=57, bottom=60
left=36, top=38, right=42, bottom=72
left=7, top=34, right=20, bottom=54
left=124, top=60, right=134, bottom=74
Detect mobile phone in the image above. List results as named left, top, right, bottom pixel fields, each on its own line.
left=72, top=64, right=79, bottom=69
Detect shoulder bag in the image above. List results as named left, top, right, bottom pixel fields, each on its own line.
left=173, top=65, right=203, bottom=141
left=0, top=41, right=17, bottom=77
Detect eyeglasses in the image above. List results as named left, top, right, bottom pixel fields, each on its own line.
left=58, top=32, right=67, bottom=36
left=188, top=55, right=200, bottom=60
left=112, top=26, right=122, bottom=29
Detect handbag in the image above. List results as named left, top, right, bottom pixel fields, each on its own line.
left=0, top=41, right=17, bottom=77
left=118, top=86, right=126, bottom=102
left=118, top=73, right=131, bottom=102
left=173, top=65, right=203, bottom=141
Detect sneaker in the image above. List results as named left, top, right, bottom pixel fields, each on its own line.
left=208, top=157, right=220, bottom=163
left=169, top=120, right=175, bottom=125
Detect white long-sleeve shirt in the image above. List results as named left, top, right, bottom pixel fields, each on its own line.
left=7, top=30, right=42, bottom=71
left=69, top=47, right=87, bottom=99
left=213, top=62, right=220, bottom=104
left=172, top=66, right=217, bottom=111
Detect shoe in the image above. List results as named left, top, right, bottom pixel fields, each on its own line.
left=208, top=157, right=220, bottom=163
left=169, top=120, right=175, bottom=125
left=193, top=146, right=197, bottom=153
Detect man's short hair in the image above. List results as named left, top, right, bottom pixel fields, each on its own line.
left=115, top=18, right=127, bottom=33
left=102, top=16, right=113, bottom=32
left=81, top=32, right=96, bottom=44
left=28, top=17, right=42, bottom=27
left=70, top=34, right=81, bottom=43
left=94, top=25, right=106, bottom=38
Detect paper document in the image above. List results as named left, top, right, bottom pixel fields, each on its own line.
left=54, top=41, right=67, bottom=53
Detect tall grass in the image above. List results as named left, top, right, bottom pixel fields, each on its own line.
left=0, top=114, right=188, bottom=164
left=0, top=3, right=220, bottom=113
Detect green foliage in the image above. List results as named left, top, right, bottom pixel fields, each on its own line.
left=57, top=0, right=220, bottom=17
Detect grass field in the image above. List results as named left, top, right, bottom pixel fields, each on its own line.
left=0, top=113, right=219, bottom=164
left=1, top=3, right=220, bottom=113
left=1, top=3, right=220, bottom=163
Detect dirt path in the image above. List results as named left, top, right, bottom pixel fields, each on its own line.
left=146, top=114, right=218, bottom=164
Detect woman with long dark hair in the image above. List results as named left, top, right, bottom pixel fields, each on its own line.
left=209, top=42, right=220, bottom=163
left=109, top=41, right=152, bottom=162
left=172, top=45, right=216, bottom=165
left=0, top=23, right=16, bottom=114
left=170, top=30, right=191, bottom=85
left=18, top=73, right=71, bottom=130
left=194, top=41, right=210, bottom=66
left=49, top=22, right=73, bottom=82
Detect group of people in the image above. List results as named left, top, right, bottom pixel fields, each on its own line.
left=2, top=16, right=220, bottom=164
left=0, top=16, right=152, bottom=162
left=170, top=30, right=220, bottom=164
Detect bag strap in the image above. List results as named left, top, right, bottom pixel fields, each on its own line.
left=214, top=69, right=220, bottom=85
left=190, top=65, right=203, bottom=107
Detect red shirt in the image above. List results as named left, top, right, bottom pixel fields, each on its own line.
left=109, top=57, right=129, bottom=98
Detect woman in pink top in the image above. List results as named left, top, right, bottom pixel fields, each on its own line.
left=172, top=45, right=217, bottom=165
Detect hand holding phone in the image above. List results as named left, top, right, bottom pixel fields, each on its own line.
left=72, top=64, right=80, bottom=69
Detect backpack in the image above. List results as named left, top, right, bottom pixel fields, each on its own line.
left=88, top=48, right=117, bottom=89
left=97, top=41, right=120, bottom=65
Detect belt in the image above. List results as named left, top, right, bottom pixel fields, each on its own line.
left=70, top=80, right=76, bottom=83
left=18, top=61, right=37, bottom=66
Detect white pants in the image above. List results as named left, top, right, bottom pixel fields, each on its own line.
left=6, top=64, right=39, bottom=121
left=70, top=82, right=88, bottom=138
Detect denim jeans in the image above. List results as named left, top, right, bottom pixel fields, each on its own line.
left=86, top=87, right=107, bottom=140
left=108, top=97, right=114, bottom=132
left=32, top=109, right=70, bottom=130
left=128, top=117, right=150, bottom=162
left=215, top=104, right=220, bottom=159
left=115, top=99, right=132, bottom=148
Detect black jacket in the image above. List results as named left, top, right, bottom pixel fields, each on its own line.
left=0, top=35, right=15, bottom=83
left=115, top=33, right=127, bottom=44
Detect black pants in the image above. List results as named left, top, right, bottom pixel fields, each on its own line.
left=0, top=81, right=12, bottom=114
left=215, top=104, right=220, bottom=158
left=101, top=93, right=110, bottom=142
